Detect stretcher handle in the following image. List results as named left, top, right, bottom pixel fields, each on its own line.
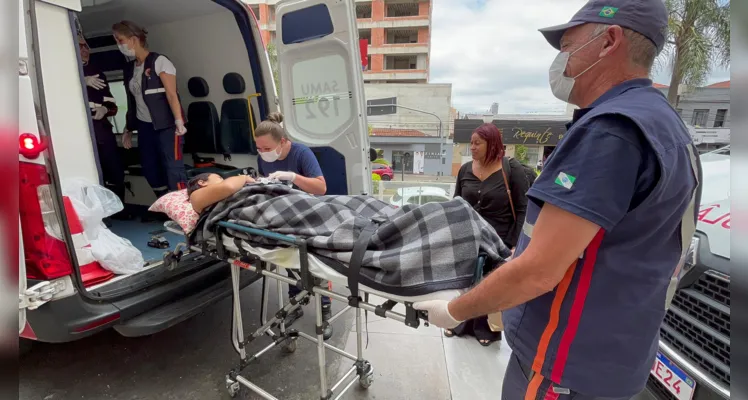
left=217, top=221, right=298, bottom=245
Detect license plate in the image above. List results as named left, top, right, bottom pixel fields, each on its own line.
left=651, top=352, right=696, bottom=400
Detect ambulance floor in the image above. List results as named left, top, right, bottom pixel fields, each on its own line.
left=109, top=219, right=185, bottom=263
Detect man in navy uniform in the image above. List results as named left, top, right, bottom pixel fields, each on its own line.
left=78, top=23, right=128, bottom=219
left=413, top=0, right=702, bottom=399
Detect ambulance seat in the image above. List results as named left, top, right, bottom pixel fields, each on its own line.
left=220, top=72, right=257, bottom=155
left=185, top=77, right=221, bottom=154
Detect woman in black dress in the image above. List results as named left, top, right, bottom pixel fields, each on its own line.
left=448, top=123, right=529, bottom=346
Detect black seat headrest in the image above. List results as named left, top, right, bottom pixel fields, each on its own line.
left=223, top=73, right=246, bottom=95
left=188, top=77, right=210, bottom=98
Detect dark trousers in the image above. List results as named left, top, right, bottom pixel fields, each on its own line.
left=93, top=121, right=126, bottom=200
left=136, top=120, right=187, bottom=193
left=287, top=270, right=331, bottom=306
left=502, top=353, right=633, bottom=400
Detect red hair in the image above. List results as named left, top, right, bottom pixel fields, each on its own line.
left=473, top=123, right=505, bottom=164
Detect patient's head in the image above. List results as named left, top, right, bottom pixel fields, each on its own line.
left=187, top=173, right=223, bottom=196
left=254, top=112, right=288, bottom=159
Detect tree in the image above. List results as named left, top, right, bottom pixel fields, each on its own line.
left=661, top=0, right=730, bottom=106
left=266, top=43, right=281, bottom=93
left=514, top=145, right=529, bottom=165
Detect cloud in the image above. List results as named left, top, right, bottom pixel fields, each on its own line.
left=430, top=0, right=587, bottom=114
left=430, top=0, right=731, bottom=114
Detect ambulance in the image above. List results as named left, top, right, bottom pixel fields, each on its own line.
left=18, top=0, right=371, bottom=352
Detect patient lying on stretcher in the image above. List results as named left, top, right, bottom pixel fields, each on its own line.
left=187, top=173, right=255, bottom=214
left=186, top=177, right=511, bottom=298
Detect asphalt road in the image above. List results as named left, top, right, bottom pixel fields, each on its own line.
left=20, top=281, right=354, bottom=400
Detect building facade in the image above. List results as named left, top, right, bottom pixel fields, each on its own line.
left=370, top=129, right=453, bottom=176
left=244, top=0, right=432, bottom=84
left=365, top=83, right=451, bottom=137
left=452, top=116, right=571, bottom=174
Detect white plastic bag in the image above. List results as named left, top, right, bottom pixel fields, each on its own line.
left=89, top=228, right=145, bottom=275
left=61, top=178, right=123, bottom=239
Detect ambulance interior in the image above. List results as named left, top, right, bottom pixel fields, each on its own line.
left=70, top=0, right=272, bottom=290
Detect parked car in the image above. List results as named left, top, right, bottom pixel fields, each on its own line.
left=638, top=146, right=730, bottom=400
left=390, top=187, right=451, bottom=207
left=371, top=163, right=394, bottom=181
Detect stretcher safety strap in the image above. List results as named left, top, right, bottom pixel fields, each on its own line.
left=347, top=220, right=380, bottom=305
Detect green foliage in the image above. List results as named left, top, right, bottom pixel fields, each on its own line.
left=266, top=43, right=281, bottom=93
left=514, top=145, right=529, bottom=165
left=371, top=173, right=381, bottom=194
left=660, top=0, right=730, bottom=105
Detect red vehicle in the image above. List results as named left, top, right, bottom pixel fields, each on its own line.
left=371, top=163, right=393, bottom=181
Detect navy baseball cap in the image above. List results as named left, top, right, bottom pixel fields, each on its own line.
left=539, top=0, right=668, bottom=52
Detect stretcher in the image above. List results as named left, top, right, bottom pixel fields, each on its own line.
left=163, top=219, right=486, bottom=400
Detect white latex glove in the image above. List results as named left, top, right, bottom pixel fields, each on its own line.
left=175, top=119, right=187, bottom=136
left=85, top=74, right=106, bottom=90
left=413, top=300, right=462, bottom=329
left=92, top=106, right=108, bottom=121
left=268, top=171, right=296, bottom=182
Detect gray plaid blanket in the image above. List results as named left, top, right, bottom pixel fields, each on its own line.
left=198, top=184, right=511, bottom=296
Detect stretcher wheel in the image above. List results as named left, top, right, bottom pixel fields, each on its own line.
left=282, top=338, right=297, bottom=353
left=226, top=376, right=241, bottom=398
left=358, top=362, right=374, bottom=389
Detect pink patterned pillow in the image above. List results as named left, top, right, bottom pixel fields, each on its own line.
left=148, top=189, right=199, bottom=233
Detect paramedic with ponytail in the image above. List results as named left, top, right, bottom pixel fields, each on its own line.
left=254, top=112, right=333, bottom=340
left=113, top=20, right=187, bottom=198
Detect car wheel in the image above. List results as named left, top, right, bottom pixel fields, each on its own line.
left=382, top=175, right=391, bottom=181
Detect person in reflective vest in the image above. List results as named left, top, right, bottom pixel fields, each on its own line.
left=113, top=20, right=187, bottom=198
left=78, top=23, right=129, bottom=219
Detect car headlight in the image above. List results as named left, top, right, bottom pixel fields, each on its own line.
left=687, top=237, right=699, bottom=267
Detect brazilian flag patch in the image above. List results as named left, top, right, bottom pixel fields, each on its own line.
left=599, top=6, right=619, bottom=18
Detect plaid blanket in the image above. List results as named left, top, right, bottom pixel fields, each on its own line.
left=199, top=184, right=511, bottom=296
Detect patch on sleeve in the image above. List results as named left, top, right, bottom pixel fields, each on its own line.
left=554, top=172, right=576, bottom=189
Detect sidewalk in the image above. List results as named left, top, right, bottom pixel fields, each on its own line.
left=337, top=295, right=512, bottom=400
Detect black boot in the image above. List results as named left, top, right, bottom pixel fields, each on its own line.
left=322, top=304, right=333, bottom=341
left=284, top=307, right=304, bottom=327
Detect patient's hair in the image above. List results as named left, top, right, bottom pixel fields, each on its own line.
left=187, top=173, right=214, bottom=196
left=254, top=112, right=286, bottom=142
left=112, top=20, right=148, bottom=48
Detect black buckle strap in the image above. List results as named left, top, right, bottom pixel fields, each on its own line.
left=347, top=218, right=383, bottom=305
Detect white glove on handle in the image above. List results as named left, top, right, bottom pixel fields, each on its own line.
left=268, top=171, right=296, bottom=182
left=85, top=74, right=106, bottom=90
left=413, top=300, right=462, bottom=329
left=92, top=106, right=108, bottom=121
left=175, top=119, right=187, bottom=136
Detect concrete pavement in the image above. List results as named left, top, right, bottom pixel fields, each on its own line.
left=20, top=287, right=511, bottom=400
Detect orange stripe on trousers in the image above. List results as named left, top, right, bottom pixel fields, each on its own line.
left=531, top=260, right=579, bottom=373
left=524, top=373, right=545, bottom=400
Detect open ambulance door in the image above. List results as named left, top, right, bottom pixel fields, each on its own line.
left=275, top=0, right=371, bottom=196
left=19, top=222, right=27, bottom=334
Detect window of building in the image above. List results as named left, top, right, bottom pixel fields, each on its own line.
left=385, top=55, right=418, bottom=70
left=367, top=97, right=397, bottom=116
left=359, top=29, right=371, bottom=43
left=385, top=2, right=419, bottom=17
left=356, top=3, right=372, bottom=19
left=249, top=5, right=260, bottom=19
left=713, top=109, right=728, bottom=128
left=385, top=28, right=418, bottom=44
left=691, top=109, right=709, bottom=127
left=268, top=5, right=276, bottom=21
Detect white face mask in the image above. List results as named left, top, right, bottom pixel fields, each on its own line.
left=118, top=43, right=135, bottom=58
left=549, top=33, right=605, bottom=103
left=259, top=145, right=282, bottom=163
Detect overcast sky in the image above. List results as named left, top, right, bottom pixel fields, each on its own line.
left=429, top=0, right=731, bottom=115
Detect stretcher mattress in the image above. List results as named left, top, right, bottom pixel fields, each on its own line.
left=220, top=236, right=466, bottom=303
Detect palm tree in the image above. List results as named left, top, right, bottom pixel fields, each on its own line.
left=660, top=0, right=730, bottom=106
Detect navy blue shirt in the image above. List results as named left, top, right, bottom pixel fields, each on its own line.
left=504, top=79, right=698, bottom=397
left=258, top=142, right=323, bottom=182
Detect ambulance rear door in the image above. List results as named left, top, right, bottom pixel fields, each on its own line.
left=274, top=0, right=371, bottom=195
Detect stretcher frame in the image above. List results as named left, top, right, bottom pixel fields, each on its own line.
left=166, top=220, right=474, bottom=400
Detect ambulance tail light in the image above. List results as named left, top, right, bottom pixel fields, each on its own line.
left=19, top=162, right=74, bottom=280
left=19, top=133, right=47, bottom=160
